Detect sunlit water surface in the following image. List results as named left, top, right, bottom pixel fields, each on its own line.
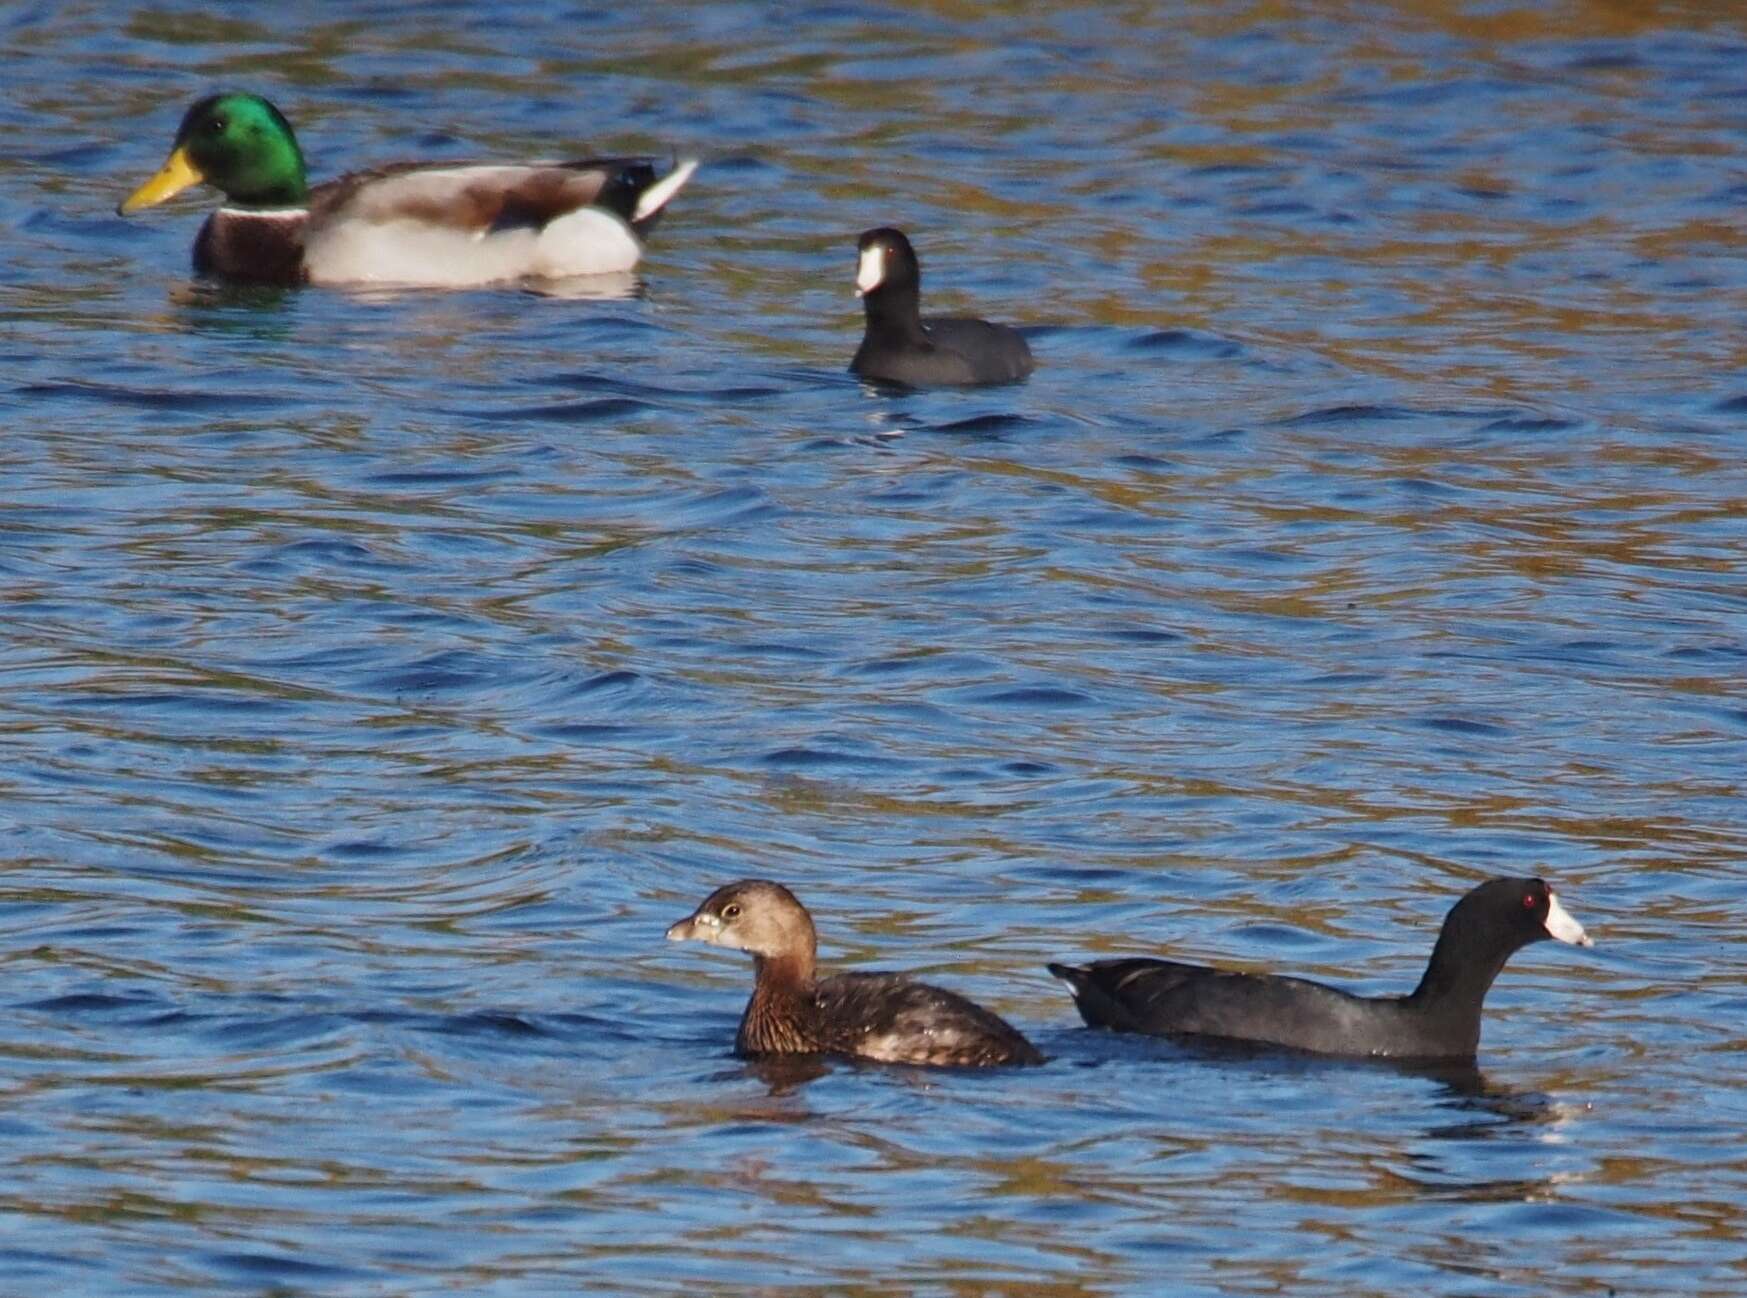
left=4, top=1, right=1747, bottom=1294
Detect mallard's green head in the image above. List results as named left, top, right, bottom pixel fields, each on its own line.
left=119, top=92, right=309, bottom=215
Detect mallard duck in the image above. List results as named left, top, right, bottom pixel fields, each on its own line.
left=118, top=92, right=699, bottom=287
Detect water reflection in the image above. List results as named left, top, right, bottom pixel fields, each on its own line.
left=167, top=281, right=298, bottom=316
left=739, top=1053, right=833, bottom=1095
left=522, top=270, right=641, bottom=301
left=1404, top=1089, right=1592, bottom=1214
left=1410, top=1061, right=1558, bottom=1143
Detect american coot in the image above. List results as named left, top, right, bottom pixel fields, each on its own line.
left=118, top=92, right=698, bottom=286
left=1049, top=877, right=1592, bottom=1060
left=667, top=879, right=1044, bottom=1067
left=850, top=227, right=1035, bottom=387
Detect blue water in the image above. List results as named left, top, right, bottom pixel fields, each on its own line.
left=4, top=1, right=1747, bottom=1294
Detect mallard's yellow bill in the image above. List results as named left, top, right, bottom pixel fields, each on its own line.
left=118, top=145, right=204, bottom=215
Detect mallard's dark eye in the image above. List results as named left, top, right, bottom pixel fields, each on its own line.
left=208, top=117, right=227, bottom=134
left=722, top=903, right=742, bottom=920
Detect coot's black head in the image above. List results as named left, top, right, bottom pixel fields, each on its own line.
left=666, top=879, right=818, bottom=963
left=1445, top=877, right=1592, bottom=953
left=855, top=227, right=920, bottom=301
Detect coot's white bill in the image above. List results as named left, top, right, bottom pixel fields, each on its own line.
left=855, top=241, right=884, bottom=297
left=1543, top=891, right=1592, bottom=946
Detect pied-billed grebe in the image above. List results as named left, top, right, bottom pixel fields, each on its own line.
left=1049, top=877, right=1593, bottom=1060
left=667, top=879, right=1044, bottom=1067
left=850, top=228, right=1035, bottom=387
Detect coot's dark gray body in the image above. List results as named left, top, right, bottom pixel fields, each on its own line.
left=852, top=315, right=1034, bottom=387
left=1050, top=877, right=1592, bottom=1060
left=850, top=227, right=1034, bottom=388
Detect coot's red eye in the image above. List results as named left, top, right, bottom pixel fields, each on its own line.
left=1523, top=894, right=1536, bottom=909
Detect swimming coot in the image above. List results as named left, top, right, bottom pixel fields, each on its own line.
left=667, top=879, right=1044, bottom=1067
left=850, top=227, right=1035, bottom=387
left=1048, top=877, right=1592, bottom=1060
